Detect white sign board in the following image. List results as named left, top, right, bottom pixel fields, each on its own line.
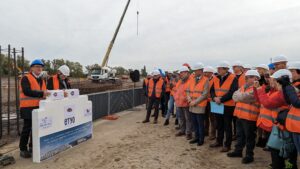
left=32, top=95, right=93, bottom=163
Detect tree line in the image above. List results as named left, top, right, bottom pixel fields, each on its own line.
left=0, top=54, right=147, bottom=77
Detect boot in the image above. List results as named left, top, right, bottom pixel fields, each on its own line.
left=164, top=119, right=169, bottom=126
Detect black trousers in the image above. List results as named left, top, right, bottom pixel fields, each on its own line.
left=215, top=106, right=235, bottom=148
left=270, top=148, right=298, bottom=169
left=160, top=94, right=166, bottom=115
left=146, top=98, right=160, bottom=121
left=164, top=92, right=170, bottom=115
left=19, top=119, right=32, bottom=151
left=233, top=116, right=237, bottom=136
left=234, top=118, right=257, bottom=157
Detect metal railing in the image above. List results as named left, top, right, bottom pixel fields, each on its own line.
left=88, top=87, right=146, bottom=120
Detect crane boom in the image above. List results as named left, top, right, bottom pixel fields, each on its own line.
left=101, top=0, right=131, bottom=67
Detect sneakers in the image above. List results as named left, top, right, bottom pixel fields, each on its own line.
left=210, top=142, right=222, bottom=148
left=242, top=156, right=254, bottom=164
left=189, top=139, right=199, bottom=144
left=227, top=151, right=242, bottom=158
left=164, top=119, right=169, bottom=126
left=20, top=150, right=32, bottom=158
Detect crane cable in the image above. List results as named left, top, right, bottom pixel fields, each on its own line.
left=136, top=0, right=139, bottom=36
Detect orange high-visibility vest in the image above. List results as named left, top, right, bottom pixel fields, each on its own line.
left=256, top=91, right=288, bottom=132
left=213, top=73, right=236, bottom=106
left=238, top=73, right=246, bottom=88
left=147, top=78, right=164, bottom=98
left=286, top=105, right=300, bottom=133
left=20, top=73, right=46, bottom=108
left=52, top=74, right=60, bottom=90
left=189, top=76, right=208, bottom=107
left=174, top=79, right=190, bottom=107
left=165, top=78, right=171, bottom=93
left=233, top=86, right=260, bottom=121
left=144, top=78, right=149, bottom=86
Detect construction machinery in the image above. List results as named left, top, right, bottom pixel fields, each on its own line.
left=90, top=0, right=131, bottom=83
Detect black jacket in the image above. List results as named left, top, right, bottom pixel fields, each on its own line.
left=283, top=85, right=300, bottom=108
left=47, top=76, right=71, bottom=90
left=210, top=73, right=238, bottom=104
left=20, top=73, right=45, bottom=119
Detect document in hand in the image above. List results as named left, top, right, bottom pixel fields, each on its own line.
left=210, top=101, right=224, bottom=114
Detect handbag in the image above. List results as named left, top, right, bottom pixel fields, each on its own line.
left=267, top=125, right=284, bottom=150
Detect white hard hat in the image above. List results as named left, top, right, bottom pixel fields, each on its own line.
left=245, top=70, right=260, bottom=79
left=272, top=55, right=288, bottom=64
left=203, top=66, right=215, bottom=73
left=216, top=61, right=230, bottom=69
left=192, top=62, right=204, bottom=70
left=58, top=65, right=70, bottom=76
left=243, top=64, right=252, bottom=69
left=288, top=61, right=300, bottom=70
left=179, top=66, right=190, bottom=73
left=232, top=61, right=243, bottom=67
left=152, top=70, right=160, bottom=76
left=256, top=64, right=269, bottom=70
left=271, top=69, right=292, bottom=82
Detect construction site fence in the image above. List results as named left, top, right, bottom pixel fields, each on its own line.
left=88, top=87, right=146, bottom=120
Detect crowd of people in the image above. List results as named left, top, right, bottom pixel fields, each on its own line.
left=19, top=59, right=72, bottom=158
left=142, top=55, right=300, bottom=169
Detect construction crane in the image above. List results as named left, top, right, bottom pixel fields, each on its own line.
left=90, top=0, right=131, bottom=83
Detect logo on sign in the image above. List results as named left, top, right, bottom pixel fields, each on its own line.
left=71, top=91, right=75, bottom=96
left=54, top=92, right=58, bottom=97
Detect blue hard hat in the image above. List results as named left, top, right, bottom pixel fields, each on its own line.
left=30, top=59, right=44, bottom=67
left=268, top=63, right=275, bottom=70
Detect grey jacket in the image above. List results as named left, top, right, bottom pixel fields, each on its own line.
left=232, top=85, right=256, bottom=104
left=188, top=75, right=209, bottom=114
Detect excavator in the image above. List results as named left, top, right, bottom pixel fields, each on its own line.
left=90, top=0, right=131, bottom=83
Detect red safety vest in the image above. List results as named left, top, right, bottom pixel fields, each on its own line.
left=233, top=86, right=260, bottom=121
left=189, top=76, right=208, bottom=107
left=20, top=73, right=46, bottom=108
left=213, top=73, right=236, bottom=106
left=147, top=78, right=164, bottom=98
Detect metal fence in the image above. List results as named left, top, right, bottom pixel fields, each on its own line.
left=88, top=87, right=146, bottom=120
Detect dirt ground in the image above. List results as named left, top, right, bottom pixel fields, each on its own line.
left=1, top=105, right=280, bottom=169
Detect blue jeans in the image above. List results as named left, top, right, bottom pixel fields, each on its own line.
left=191, top=112, right=205, bottom=143
left=165, top=96, right=174, bottom=120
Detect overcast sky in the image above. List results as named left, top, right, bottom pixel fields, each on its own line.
left=1, top=0, right=300, bottom=71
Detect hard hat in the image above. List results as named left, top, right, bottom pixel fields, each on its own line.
left=272, top=55, right=288, bottom=64
left=30, top=59, right=44, bottom=67
left=232, top=61, right=243, bottom=67
left=268, top=63, right=275, bottom=70
left=58, top=65, right=70, bottom=76
left=192, top=62, right=204, bottom=70
left=203, top=66, right=215, bottom=73
left=179, top=66, right=190, bottom=73
left=216, top=61, right=230, bottom=69
left=245, top=70, right=260, bottom=79
left=243, top=64, right=252, bottom=69
left=152, top=70, right=160, bottom=76
left=271, top=69, right=292, bottom=82
left=256, top=64, right=269, bottom=70
left=288, top=61, right=300, bottom=70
